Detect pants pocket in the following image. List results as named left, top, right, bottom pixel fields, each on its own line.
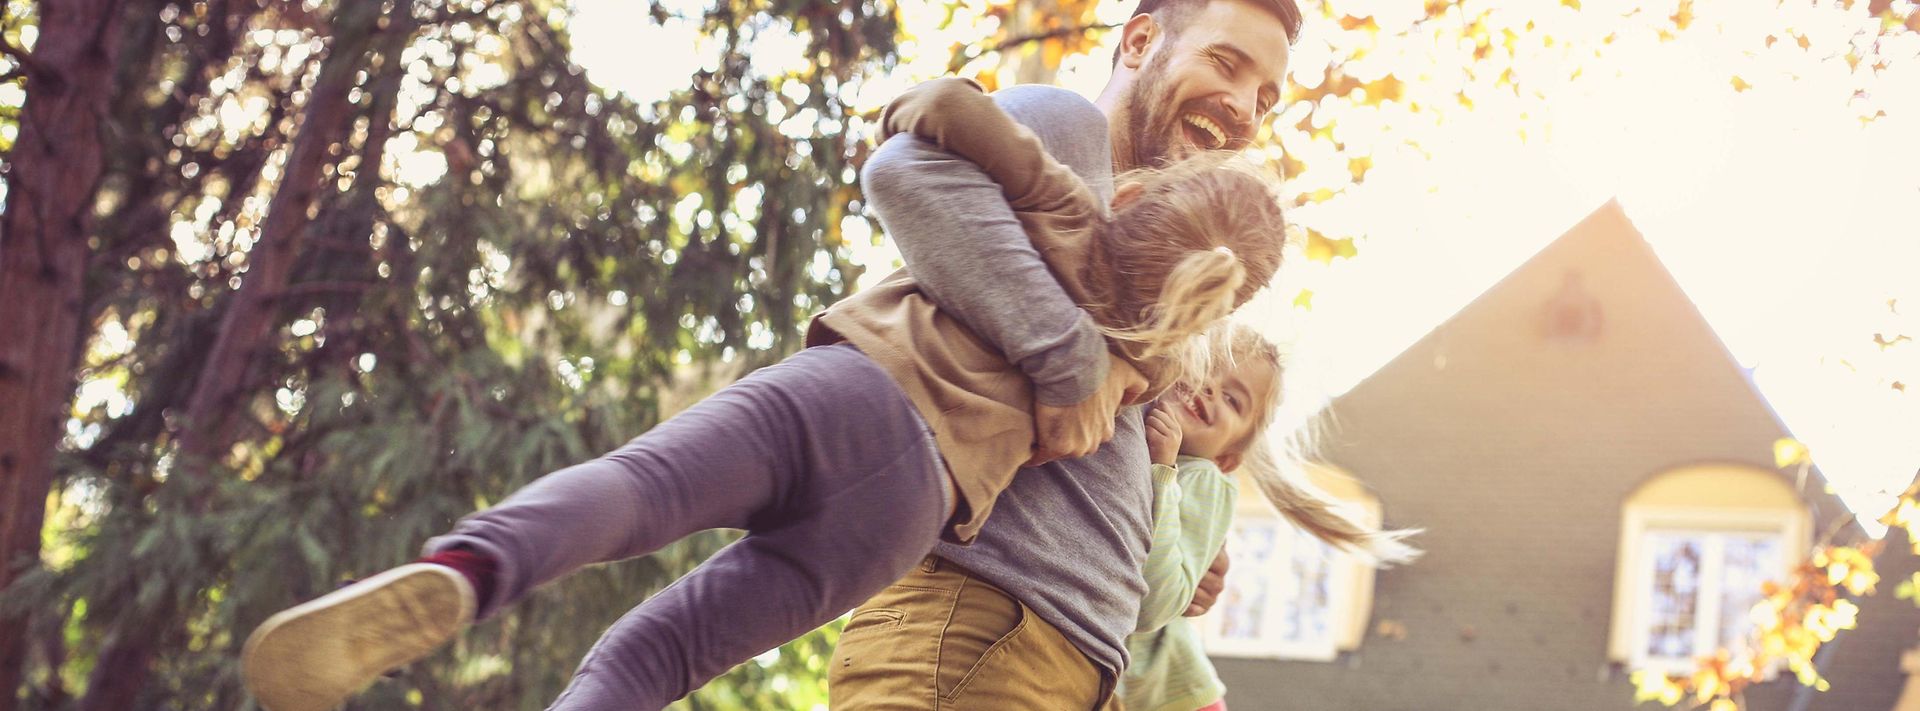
left=937, top=577, right=1029, bottom=701
left=841, top=607, right=906, bottom=637
left=829, top=582, right=955, bottom=709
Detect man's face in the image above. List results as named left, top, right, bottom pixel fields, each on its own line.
left=1122, top=0, right=1293, bottom=166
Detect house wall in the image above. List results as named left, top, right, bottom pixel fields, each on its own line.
left=1210, top=204, right=1857, bottom=711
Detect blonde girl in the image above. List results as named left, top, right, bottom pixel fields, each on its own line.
left=1125, top=324, right=1419, bottom=711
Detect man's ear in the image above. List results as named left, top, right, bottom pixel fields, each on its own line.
left=1215, top=450, right=1244, bottom=473
left=1116, top=13, right=1161, bottom=70
left=1111, top=180, right=1147, bottom=210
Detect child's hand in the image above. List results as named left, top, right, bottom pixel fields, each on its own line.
left=1145, top=404, right=1183, bottom=467
left=1029, top=354, right=1148, bottom=466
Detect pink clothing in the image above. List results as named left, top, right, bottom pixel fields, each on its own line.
left=1195, top=701, right=1228, bottom=711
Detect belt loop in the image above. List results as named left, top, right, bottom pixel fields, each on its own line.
left=919, top=555, right=939, bottom=574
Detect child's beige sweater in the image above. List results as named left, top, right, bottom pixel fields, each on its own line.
left=807, top=78, right=1160, bottom=543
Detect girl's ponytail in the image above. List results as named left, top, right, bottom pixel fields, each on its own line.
left=1098, top=153, right=1286, bottom=391
left=1225, top=325, right=1423, bottom=567
left=1100, top=246, right=1245, bottom=387
left=1240, top=437, right=1423, bottom=566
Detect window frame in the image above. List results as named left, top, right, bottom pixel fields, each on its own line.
left=1198, top=471, right=1382, bottom=663
left=1199, top=514, right=1348, bottom=661
left=1616, top=506, right=1804, bottom=674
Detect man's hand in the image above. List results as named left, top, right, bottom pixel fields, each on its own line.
left=1145, top=405, right=1183, bottom=467
left=1184, top=547, right=1230, bottom=616
left=1028, top=353, right=1148, bottom=466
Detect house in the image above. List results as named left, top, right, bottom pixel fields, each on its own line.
left=1199, top=201, right=1884, bottom=710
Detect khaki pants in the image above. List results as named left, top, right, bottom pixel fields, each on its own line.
left=829, top=556, right=1120, bottom=710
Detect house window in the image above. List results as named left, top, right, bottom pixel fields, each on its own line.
left=1637, top=529, right=1785, bottom=669
left=1609, top=465, right=1812, bottom=670
left=1200, top=463, right=1384, bottom=662
left=1202, top=517, right=1347, bottom=661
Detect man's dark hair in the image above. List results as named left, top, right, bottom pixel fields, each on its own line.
left=1110, top=0, right=1304, bottom=66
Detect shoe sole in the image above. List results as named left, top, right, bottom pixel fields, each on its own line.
left=242, top=563, right=476, bottom=711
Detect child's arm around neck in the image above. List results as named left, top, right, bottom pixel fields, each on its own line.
left=880, top=78, right=1100, bottom=220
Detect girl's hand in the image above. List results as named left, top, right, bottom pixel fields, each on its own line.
left=1145, top=405, right=1183, bottom=467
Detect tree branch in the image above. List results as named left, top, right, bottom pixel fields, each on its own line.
left=947, top=22, right=1119, bottom=73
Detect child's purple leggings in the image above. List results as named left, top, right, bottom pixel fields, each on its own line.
left=423, top=344, right=949, bottom=710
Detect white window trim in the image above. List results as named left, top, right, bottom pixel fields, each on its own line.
left=1200, top=507, right=1376, bottom=662
left=1612, top=506, right=1806, bottom=673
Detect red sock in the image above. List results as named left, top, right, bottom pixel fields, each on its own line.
left=416, top=547, right=496, bottom=611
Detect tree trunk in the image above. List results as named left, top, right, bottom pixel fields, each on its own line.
left=1007, top=0, right=1066, bottom=85
left=0, top=2, right=129, bottom=708
left=174, top=0, right=383, bottom=460
left=75, top=2, right=393, bottom=707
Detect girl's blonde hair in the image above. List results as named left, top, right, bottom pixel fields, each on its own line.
left=1220, top=324, right=1423, bottom=567
left=1083, top=153, right=1286, bottom=391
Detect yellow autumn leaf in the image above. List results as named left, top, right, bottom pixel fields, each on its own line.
left=1303, top=229, right=1358, bottom=265
left=1348, top=155, right=1374, bottom=182
left=1672, top=0, right=1694, bottom=30
left=1293, top=288, right=1314, bottom=310
left=1731, top=76, right=1752, bottom=92
left=1362, top=75, right=1406, bottom=103
left=1041, top=37, right=1065, bottom=70
left=974, top=69, right=999, bottom=93
left=1773, top=437, right=1810, bottom=468
left=1337, top=15, right=1380, bottom=32
left=1630, top=670, right=1678, bottom=703
left=1710, top=699, right=1739, bottom=711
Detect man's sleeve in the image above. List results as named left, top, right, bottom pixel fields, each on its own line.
left=859, top=95, right=1110, bottom=405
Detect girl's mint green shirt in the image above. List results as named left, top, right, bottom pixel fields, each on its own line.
left=1121, top=456, right=1238, bottom=711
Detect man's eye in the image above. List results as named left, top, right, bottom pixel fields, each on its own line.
left=1211, top=52, right=1236, bottom=75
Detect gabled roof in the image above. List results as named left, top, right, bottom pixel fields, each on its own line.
left=1323, top=199, right=1855, bottom=532
left=1217, top=200, right=1870, bottom=711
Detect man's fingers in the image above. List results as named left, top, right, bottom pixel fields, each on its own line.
left=1183, top=585, right=1219, bottom=616
left=1183, top=548, right=1230, bottom=616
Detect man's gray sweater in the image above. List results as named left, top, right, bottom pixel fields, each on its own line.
left=859, top=84, right=1153, bottom=675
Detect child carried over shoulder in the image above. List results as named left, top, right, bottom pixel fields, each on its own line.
left=810, top=76, right=1289, bottom=542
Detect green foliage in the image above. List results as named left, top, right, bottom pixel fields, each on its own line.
left=6, top=0, right=899, bottom=707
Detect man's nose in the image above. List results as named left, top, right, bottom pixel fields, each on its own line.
left=1220, top=92, right=1254, bottom=134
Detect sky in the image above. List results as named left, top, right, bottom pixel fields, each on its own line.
left=567, top=0, right=1920, bottom=532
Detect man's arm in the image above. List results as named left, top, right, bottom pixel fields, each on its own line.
left=859, top=107, right=1108, bottom=407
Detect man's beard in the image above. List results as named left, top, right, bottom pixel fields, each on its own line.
left=1122, top=50, right=1179, bottom=170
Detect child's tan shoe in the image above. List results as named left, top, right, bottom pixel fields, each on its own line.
left=241, top=563, right=475, bottom=711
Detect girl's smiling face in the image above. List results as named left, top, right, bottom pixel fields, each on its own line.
left=1170, top=353, right=1278, bottom=468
